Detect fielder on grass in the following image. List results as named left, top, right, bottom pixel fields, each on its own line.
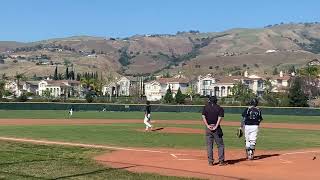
left=241, top=98, right=263, bottom=160
left=68, top=108, right=73, bottom=118
left=144, top=101, right=153, bottom=131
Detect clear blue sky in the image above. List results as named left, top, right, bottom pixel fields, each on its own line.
left=1, top=0, right=319, bottom=42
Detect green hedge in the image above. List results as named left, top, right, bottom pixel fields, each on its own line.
left=0, top=102, right=320, bottom=116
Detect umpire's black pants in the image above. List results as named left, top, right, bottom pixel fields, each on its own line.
left=205, top=127, right=225, bottom=163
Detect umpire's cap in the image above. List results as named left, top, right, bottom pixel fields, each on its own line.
left=208, top=96, right=218, bottom=104
left=249, top=98, right=259, bottom=107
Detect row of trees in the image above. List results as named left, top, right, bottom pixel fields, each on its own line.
left=163, top=87, right=185, bottom=104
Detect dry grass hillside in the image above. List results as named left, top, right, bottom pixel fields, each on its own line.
left=1, top=23, right=320, bottom=78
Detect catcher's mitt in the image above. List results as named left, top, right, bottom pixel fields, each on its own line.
left=237, top=128, right=243, bottom=138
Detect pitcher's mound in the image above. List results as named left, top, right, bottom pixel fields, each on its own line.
left=136, top=127, right=203, bottom=134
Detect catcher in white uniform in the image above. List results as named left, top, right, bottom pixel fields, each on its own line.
left=241, top=98, right=263, bottom=160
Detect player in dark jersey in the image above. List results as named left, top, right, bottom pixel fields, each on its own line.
left=241, top=98, right=263, bottom=160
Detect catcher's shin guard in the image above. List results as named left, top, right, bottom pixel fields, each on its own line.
left=246, top=147, right=255, bottom=160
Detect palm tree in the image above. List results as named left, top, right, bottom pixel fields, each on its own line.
left=14, top=73, right=25, bottom=96
left=301, top=65, right=319, bottom=99
left=263, top=79, right=274, bottom=94
left=80, top=77, right=96, bottom=92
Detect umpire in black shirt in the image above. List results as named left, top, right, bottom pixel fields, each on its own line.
left=202, top=96, right=227, bottom=166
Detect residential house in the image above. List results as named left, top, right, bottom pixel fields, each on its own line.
left=269, top=71, right=291, bottom=93
left=197, top=71, right=292, bottom=97
left=22, top=81, right=40, bottom=95
left=4, top=80, right=23, bottom=97
left=242, top=73, right=265, bottom=96
left=103, top=76, right=144, bottom=97
left=197, top=74, right=236, bottom=97
left=308, top=59, right=320, bottom=66
left=38, top=80, right=81, bottom=97
left=144, top=76, right=189, bottom=101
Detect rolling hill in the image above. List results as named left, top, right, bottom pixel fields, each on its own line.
left=0, top=23, right=320, bottom=79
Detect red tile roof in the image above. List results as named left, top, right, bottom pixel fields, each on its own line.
left=157, top=77, right=189, bottom=84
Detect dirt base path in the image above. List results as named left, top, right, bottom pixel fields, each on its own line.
left=95, top=148, right=320, bottom=180
left=0, top=119, right=319, bottom=130
left=0, top=136, right=319, bottom=180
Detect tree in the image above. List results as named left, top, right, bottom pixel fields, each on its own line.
left=288, top=65, right=296, bottom=74
left=0, top=80, right=5, bottom=99
left=54, top=66, right=58, bottom=80
left=185, top=86, right=196, bottom=101
left=175, top=88, right=185, bottom=104
left=85, top=92, right=94, bottom=103
left=163, top=86, right=174, bottom=103
left=14, top=73, right=25, bottom=96
left=273, top=67, right=279, bottom=75
left=263, top=79, right=274, bottom=94
left=43, top=89, right=52, bottom=100
left=63, top=59, right=71, bottom=67
left=65, top=67, right=69, bottom=80
left=231, top=81, right=255, bottom=105
left=288, top=77, right=308, bottom=107
left=299, top=65, right=319, bottom=98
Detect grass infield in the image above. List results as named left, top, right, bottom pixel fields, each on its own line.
left=0, top=124, right=319, bottom=150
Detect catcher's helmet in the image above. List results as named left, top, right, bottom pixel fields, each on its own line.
left=249, top=98, right=259, bottom=107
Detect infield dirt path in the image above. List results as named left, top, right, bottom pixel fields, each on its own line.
left=0, top=118, right=319, bottom=130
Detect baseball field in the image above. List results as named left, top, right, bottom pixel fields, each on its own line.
left=0, top=110, right=319, bottom=180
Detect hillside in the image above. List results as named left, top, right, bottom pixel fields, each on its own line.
left=1, top=23, right=320, bottom=79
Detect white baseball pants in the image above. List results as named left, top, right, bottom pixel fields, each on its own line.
left=244, top=125, right=259, bottom=149
left=144, top=114, right=152, bottom=130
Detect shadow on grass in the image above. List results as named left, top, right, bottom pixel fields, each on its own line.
left=52, top=165, right=138, bottom=179
left=151, top=127, right=164, bottom=132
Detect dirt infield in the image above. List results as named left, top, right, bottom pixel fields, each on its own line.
left=95, top=147, right=320, bottom=180
left=0, top=136, right=319, bottom=180
left=0, top=119, right=319, bottom=180
left=0, top=118, right=319, bottom=130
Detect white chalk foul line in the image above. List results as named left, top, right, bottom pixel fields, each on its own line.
left=170, top=154, right=177, bottom=158
left=0, top=137, right=196, bottom=161
left=279, top=150, right=320, bottom=164
left=282, top=150, right=320, bottom=156
left=0, top=137, right=167, bottom=154
left=177, top=158, right=198, bottom=161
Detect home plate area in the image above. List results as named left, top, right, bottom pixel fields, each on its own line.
left=95, top=147, right=320, bottom=180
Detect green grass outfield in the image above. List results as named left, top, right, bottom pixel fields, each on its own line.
left=0, top=110, right=319, bottom=124
left=0, top=124, right=319, bottom=150
left=0, top=141, right=200, bottom=180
